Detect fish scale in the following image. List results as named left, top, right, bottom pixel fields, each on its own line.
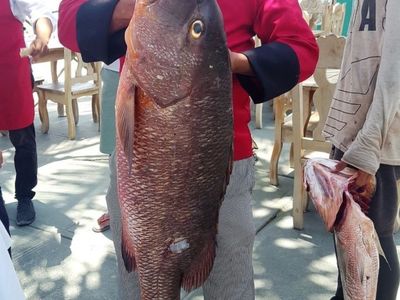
left=115, top=0, right=232, bottom=298
left=335, top=195, right=380, bottom=300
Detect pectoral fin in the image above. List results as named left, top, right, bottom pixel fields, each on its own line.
left=116, top=65, right=136, bottom=172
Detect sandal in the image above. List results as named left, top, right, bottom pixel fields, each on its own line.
left=92, top=213, right=110, bottom=233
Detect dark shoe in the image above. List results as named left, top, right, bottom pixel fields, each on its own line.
left=330, top=297, right=344, bottom=300
left=16, top=199, right=35, bottom=226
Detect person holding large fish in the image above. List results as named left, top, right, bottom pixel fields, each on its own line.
left=58, top=0, right=318, bottom=299
left=321, top=0, right=400, bottom=299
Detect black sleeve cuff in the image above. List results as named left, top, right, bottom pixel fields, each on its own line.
left=239, top=42, right=300, bottom=104
left=77, top=0, right=127, bottom=64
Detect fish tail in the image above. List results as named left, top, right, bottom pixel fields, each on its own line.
left=374, top=231, right=390, bottom=270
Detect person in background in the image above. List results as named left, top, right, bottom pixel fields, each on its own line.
left=58, top=0, right=318, bottom=298
left=92, top=59, right=120, bottom=233
left=0, top=0, right=55, bottom=226
left=0, top=150, right=10, bottom=239
left=322, top=0, right=400, bottom=299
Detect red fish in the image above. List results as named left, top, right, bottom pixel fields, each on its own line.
left=304, top=158, right=384, bottom=300
left=115, top=0, right=232, bottom=299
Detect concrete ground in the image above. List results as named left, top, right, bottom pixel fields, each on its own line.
left=0, top=92, right=399, bottom=299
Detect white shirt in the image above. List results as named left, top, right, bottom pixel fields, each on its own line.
left=0, top=222, right=25, bottom=300
left=9, top=0, right=56, bottom=28
left=103, top=60, right=120, bottom=73
left=323, top=0, right=400, bottom=174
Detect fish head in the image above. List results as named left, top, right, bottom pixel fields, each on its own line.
left=125, top=0, right=230, bottom=107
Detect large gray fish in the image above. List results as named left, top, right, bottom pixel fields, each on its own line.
left=115, top=0, right=232, bottom=299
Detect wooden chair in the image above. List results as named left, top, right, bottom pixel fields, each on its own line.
left=321, top=2, right=346, bottom=35
left=36, top=48, right=101, bottom=140
left=300, top=0, right=346, bottom=34
left=269, top=85, right=319, bottom=185
left=291, top=34, right=346, bottom=229
left=268, top=1, right=346, bottom=185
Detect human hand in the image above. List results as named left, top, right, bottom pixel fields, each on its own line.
left=29, top=17, right=52, bottom=62
left=229, top=50, right=253, bottom=76
left=110, top=0, right=136, bottom=33
left=333, top=160, right=374, bottom=190
left=333, top=160, right=375, bottom=213
left=28, top=37, right=49, bottom=60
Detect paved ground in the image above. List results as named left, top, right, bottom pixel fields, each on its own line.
left=1, top=91, right=399, bottom=299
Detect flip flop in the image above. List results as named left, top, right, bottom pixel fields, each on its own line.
left=92, top=213, right=110, bottom=233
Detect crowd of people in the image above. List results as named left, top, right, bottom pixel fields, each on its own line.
left=0, top=0, right=399, bottom=299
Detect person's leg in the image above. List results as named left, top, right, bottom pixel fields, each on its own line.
left=329, top=147, right=345, bottom=300
left=8, top=124, right=37, bottom=226
left=367, top=164, right=400, bottom=300
left=106, top=151, right=141, bottom=299
left=99, top=68, right=118, bottom=155
left=202, top=157, right=256, bottom=300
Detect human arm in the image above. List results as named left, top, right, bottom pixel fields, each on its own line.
left=238, top=0, right=319, bottom=103
left=58, top=0, right=134, bottom=64
left=12, top=0, right=55, bottom=59
left=341, top=0, right=400, bottom=178
left=29, top=17, right=53, bottom=59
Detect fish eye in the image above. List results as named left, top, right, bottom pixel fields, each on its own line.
left=190, top=20, right=204, bottom=39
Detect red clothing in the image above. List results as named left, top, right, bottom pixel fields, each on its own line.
left=0, top=0, right=34, bottom=130
left=217, top=0, right=317, bottom=159
left=58, top=0, right=318, bottom=160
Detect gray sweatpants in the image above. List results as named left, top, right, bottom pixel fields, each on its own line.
left=106, top=152, right=256, bottom=299
left=202, top=157, right=256, bottom=300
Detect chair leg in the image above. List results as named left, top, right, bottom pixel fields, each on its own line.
left=72, top=99, right=79, bottom=125
left=57, top=103, right=65, bottom=117
left=92, top=94, right=100, bottom=123
left=293, top=167, right=305, bottom=230
left=66, top=96, right=76, bottom=140
left=38, top=90, right=49, bottom=134
left=289, top=143, right=294, bottom=168
left=255, top=103, right=263, bottom=129
left=270, top=139, right=283, bottom=186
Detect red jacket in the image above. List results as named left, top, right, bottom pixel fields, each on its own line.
left=0, top=0, right=34, bottom=130
left=58, top=0, right=318, bottom=160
